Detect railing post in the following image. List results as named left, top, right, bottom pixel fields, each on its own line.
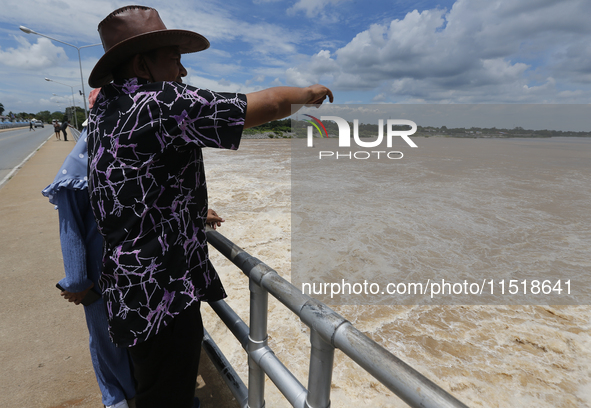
left=248, top=279, right=268, bottom=408
left=305, top=329, right=335, bottom=408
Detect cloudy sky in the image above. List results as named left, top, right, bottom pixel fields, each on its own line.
left=1, top=0, right=590, bottom=115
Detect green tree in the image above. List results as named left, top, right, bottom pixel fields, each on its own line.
left=36, top=110, right=52, bottom=123
left=51, top=111, right=64, bottom=122
left=0, top=103, right=4, bottom=116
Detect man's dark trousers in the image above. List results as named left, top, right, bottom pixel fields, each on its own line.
left=128, top=301, right=203, bottom=408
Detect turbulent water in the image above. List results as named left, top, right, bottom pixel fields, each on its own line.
left=201, top=137, right=591, bottom=408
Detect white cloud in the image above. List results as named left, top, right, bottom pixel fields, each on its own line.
left=185, top=73, right=262, bottom=94
left=0, top=0, right=307, bottom=112
left=163, top=5, right=300, bottom=55
left=3, top=0, right=591, bottom=112
left=6, top=0, right=110, bottom=44
left=552, top=39, right=591, bottom=84
left=287, top=0, right=351, bottom=18
left=0, top=37, right=67, bottom=70
left=285, top=67, right=313, bottom=87
left=245, top=75, right=265, bottom=86
left=286, top=0, right=591, bottom=102
left=285, top=49, right=339, bottom=86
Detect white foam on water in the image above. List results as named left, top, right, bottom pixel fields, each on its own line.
left=201, top=138, right=591, bottom=408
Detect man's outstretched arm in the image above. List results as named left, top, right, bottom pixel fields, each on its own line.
left=244, top=84, right=333, bottom=129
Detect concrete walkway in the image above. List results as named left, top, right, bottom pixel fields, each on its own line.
left=0, top=131, right=239, bottom=407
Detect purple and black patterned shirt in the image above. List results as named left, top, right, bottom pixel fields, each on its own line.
left=87, top=77, right=246, bottom=347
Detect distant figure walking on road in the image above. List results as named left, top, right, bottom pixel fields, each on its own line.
left=29, top=120, right=35, bottom=131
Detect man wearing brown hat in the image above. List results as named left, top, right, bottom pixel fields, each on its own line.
left=86, top=5, right=333, bottom=408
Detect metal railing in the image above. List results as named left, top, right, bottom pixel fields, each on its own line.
left=204, top=229, right=470, bottom=408
left=0, top=122, right=29, bottom=130
left=71, top=128, right=81, bottom=142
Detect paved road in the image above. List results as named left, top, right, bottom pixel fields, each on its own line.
left=0, top=127, right=55, bottom=184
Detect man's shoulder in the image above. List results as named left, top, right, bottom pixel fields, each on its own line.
left=161, top=81, right=238, bottom=100
left=146, top=81, right=247, bottom=112
left=105, top=78, right=245, bottom=100
left=105, top=78, right=206, bottom=100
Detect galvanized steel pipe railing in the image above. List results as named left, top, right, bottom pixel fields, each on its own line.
left=206, top=229, right=469, bottom=408
left=70, top=128, right=81, bottom=142
left=248, top=278, right=268, bottom=408
left=209, top=299, right=309, bottom=408
left=306, top=329, right=334, bottom=408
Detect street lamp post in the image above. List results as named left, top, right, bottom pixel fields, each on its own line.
left=19, top=26, right=100, bottom=120
left=46, top=78, right=77, bottom=129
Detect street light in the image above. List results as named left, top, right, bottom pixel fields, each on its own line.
left=46, top=78, right=77, bottom=129
left=19, top=25, right=100, bottom=120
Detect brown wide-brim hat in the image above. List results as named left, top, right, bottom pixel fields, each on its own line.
left=88, top=5, right=209, bottom=88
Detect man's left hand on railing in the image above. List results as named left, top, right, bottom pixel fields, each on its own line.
left=207, top=209, right=225, bottom=230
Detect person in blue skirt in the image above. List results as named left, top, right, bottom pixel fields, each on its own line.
left=42, top=121, right=136, bottom=408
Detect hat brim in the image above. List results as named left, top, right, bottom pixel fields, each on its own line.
left=88, top=29, right=209, bottom=88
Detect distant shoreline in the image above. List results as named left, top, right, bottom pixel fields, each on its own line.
left=243, top=132, right=591, bottom=139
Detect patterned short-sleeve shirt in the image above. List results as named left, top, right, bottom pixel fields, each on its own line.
left=87, top=78, right=246, bottom=347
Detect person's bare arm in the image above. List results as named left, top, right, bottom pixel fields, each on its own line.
left=244, top=85, right=333, bottom=129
